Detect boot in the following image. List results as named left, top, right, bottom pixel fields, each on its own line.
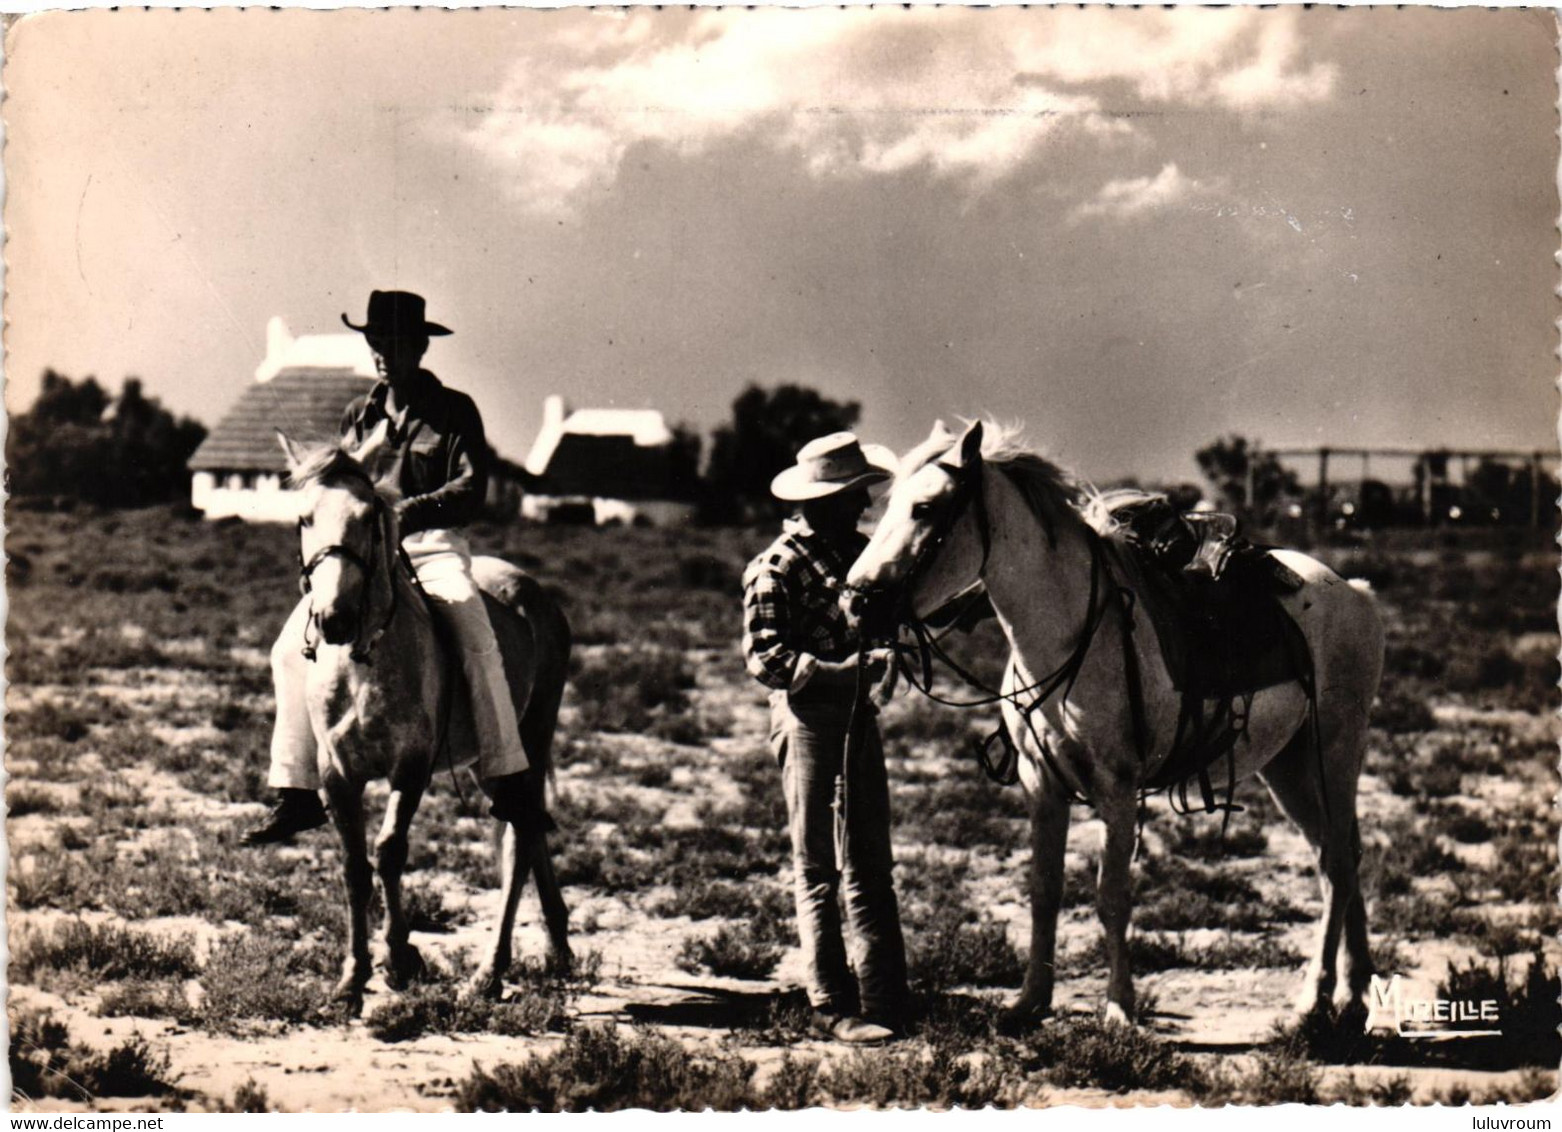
left=241, top=788, right=327, bottom=845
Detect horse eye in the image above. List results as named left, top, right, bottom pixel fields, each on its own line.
left=910, top=502, right=934, bottom=520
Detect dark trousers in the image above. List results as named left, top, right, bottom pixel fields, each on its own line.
left=771, top=691, right=908, bottom=1020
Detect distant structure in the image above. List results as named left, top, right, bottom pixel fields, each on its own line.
left=189, top=319, right=377, bottom=521
left=522, top=395, right=696, bottom=526
left=1261, top=445, right=1559, bottom=530
left=188, top=318, right=525, bottom=522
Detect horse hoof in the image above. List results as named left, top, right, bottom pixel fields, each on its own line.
left=320, top=989, right=363, bottom=1021
left=546, top=948, right=575, bottom=980
left=996, top=1000, right=1050, bottom=1036
left=468, top=966, right=506, bottom=1001
left=1102, top=1002, right=1134, bottom=1028
left=385, top=945, right=427, bottom=991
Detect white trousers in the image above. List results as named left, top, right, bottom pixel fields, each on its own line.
left=267, top=529, right=529, bottom=790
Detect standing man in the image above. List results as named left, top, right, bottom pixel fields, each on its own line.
left=742, top=432, right=909, bottom=1045
left=245, top=290, right=545, bottom=844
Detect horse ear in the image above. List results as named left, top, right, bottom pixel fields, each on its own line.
left=276, top=430, right=304, bottom=471
left=346, top=419, right=390, bottom=466
left=941, top=421, right=985, bottom=471
left=928, top=419, right=953, bottom=446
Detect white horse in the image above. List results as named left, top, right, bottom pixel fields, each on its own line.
left=845, top=421, right=1384, bottom=1028
left=277, top=433, right=572, bottom=1013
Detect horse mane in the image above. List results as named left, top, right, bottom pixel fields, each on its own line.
left=904, top=419, right=1111, bottom=540
left=287, top=442, right=403, bottom=504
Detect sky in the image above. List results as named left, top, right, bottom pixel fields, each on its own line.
left=5, top=7, right=1557, bottom=485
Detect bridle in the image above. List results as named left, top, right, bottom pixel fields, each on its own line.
left=296, top=472, right=403, bottom=664
left=850, top=454, right=1122, bottom=793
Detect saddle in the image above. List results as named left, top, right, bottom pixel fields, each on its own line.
left=1106, top=496, right=1314, bottom=806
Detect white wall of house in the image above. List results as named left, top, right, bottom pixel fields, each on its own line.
left=190, top=471, right=304, bottom=523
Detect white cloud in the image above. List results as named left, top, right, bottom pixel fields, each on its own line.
left=461, top=8, right=1336, bottom=213
left=1072, top=163, right=1210, bottom=222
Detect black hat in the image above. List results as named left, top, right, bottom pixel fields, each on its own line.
left=341, top=290, right=452, bottom=338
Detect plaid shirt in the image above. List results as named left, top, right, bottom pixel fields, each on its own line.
left=742, top=517, right=866, bottom=692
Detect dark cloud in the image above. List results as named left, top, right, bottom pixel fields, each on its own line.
left=6, top=8, right=1554, bottom=485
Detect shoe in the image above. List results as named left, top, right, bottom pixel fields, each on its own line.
left=487, top=771, right=558, bottom=833
left=810, top=1010, right=896, bottom=1046
left=241, top=789, right=327, bottom=845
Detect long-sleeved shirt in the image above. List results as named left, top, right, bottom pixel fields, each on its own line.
left=341, top=370, right=488, bottom=536
left=741, top=516, right=866, bottom=693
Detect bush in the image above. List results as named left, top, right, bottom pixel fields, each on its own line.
left=8, top=1007, right=180, bottom=1102
left=570, top=646, right=695, bottom=733
left=456, top=1025, right=757, bottom=1111
left=817, top=1042, right=1021, bottom=1108
left=197, top=933, right=335, bottom=1032
left=11, top=919, right=199, bottom=985
left=677, top=922, right=785, bottom=980
left=1015, top=1015, right=1210, bottom=1095
left=365, top=982, right=566, bottom=1043
left=909, top=909, right=1024, bottom=992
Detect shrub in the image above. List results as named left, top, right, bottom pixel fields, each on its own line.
left=1015, top=1015, right=1209, bottom=1095
left=365, top=981, right=566, bottom=1043
left=1372, top=692, right=1436, bottom=734
left=456, top=1025, right=757, bottom=1112
left=677, top=922, right=784, bottom=980
left=8, top=1007, right=180, bottom=1102
left=97, top=979, right=194, bottom=1022
left=817, top=1041, right=1021, bottom=1108
left=197, top=933, right=335, bottom=1032
left=909, top=908, right=1024, bottom=993
left=226, top=1079, right=273, bottom=1113
left=761, top=1054, right=823, bottom=1110
left=569, top=646, right=696, bottom=733
left=11, top=919, right=199, bottom=985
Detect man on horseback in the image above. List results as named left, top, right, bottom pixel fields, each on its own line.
left=245, top=289, right=545, bottom=844
left=742, top=432, right=909, bottom=1045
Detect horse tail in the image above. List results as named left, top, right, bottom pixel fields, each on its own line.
left=520, top=592, right=571, bottom=784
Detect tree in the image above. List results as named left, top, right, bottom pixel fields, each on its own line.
left=7, top=370, right=207, bottom=508
left=703, top=384, right=862, bottom=522
left=1194, top=435, right=1300, bottom=520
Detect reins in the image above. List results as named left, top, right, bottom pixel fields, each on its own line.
left=860, top=460, right=1123, bottom=796
left=294, top=467, right=468, bottom=811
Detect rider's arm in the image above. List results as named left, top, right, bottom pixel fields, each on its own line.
left=398, top=392, right=489, bottom=535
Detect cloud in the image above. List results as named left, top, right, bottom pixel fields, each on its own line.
left=460, top=8, right=1336, bottom=213
left=1072, top=162, right=1209, bottom=221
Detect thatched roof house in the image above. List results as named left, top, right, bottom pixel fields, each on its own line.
left=521, top=395, right=695, bottom=525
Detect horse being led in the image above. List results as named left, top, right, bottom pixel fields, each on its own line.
left=846, top=421, right=1384, bottom=1028
left=277, top=430, right=572, bottom=1014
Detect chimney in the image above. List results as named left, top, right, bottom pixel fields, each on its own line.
left=255, top=316, right=294, bottom=383
left=542, top=394, right=567, bottom=432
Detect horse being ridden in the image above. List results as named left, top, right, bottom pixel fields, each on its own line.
left=846, top=421, right=1384, bottom=1028
left=276, top=431, right=572, bottom=1012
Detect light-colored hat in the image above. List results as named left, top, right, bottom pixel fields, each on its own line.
left=770, top=432, right=896, bottom=501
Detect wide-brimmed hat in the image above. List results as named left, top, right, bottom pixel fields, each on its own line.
left=771, top=432, right=896, bottom=501
left=341, top=290, right=452, bottom=338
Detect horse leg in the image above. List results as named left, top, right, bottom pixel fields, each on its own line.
left=471, top=821, right=526, bottom=999
left=528, top=829, right=573, bottom=976
left=1259, top=724, right=1371, bottom=1019
left=1001, top=782, right=1070, bottom=1028
left=375, top=776, right=428, bottom=990
left=323, top=774, right=373, bottom=1014
left=1096, top=791, right=1138, bottom=1026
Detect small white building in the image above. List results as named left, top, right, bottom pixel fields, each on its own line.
left=521, top=395, right=697, bottom=526
left=189, top=319, right=377, bottom=522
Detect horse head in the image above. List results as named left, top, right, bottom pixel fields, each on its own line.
left=278, top=430, right=399, bottom=659
left=845, top=419, right=989, bottom=635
